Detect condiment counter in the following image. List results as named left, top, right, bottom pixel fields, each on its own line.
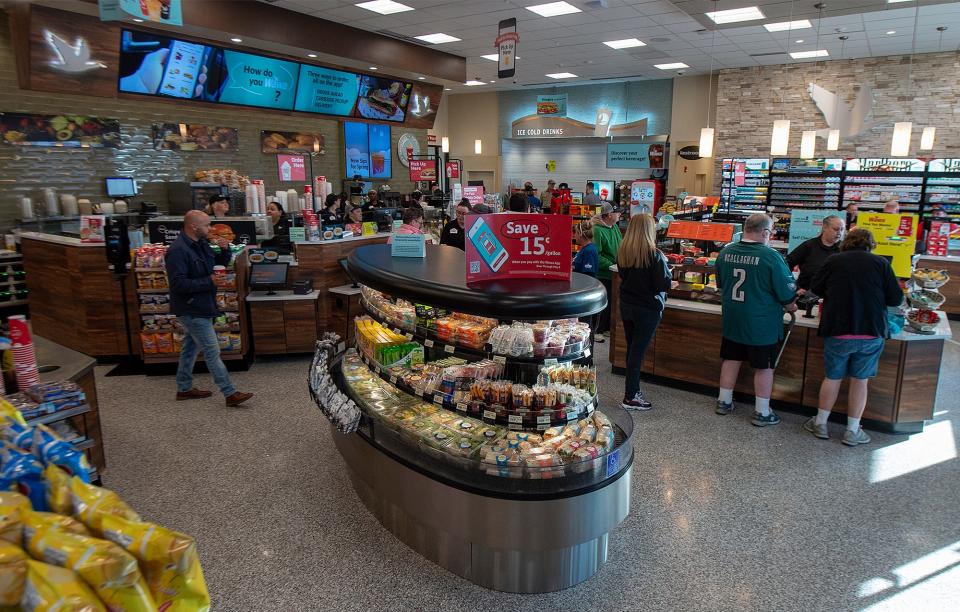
left=609, top=270, right=952, bottom=433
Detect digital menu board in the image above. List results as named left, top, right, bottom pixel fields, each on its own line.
left=343, top=122, right=391, bottom=179
left=218, top=50, right=298, bottom=110
left=355, top=75, right=412, bottom=122
left=294, top=65, right=360, bottom=116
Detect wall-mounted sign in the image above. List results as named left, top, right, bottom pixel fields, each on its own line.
left=846, top=158, right=926, bottom=172
left=44, top=30, right=106, bottom=74
left=277, top=154, right=307, bottom=182
left=606, top=143, right=668, bottom=169
left=0, top=112, right=120, bottom=148
left=537, top=95, right=567, bottom=117
left=445, top=161, right=460, bottom=180
left=927, top=221, right=960, bottom=256
left=511, top=114, right=648, bottom=139
left=99, top=0, right=183, bottom=26
left=406, top=82, right=444, bottom=129
left=678, top=145, right=701, bottom=161
left=344, top=122, right=392, bottom=179
left=465, top=214, right=571, bottom=283
left=855, top=212, right=918, bottom=277
left=408, top=159, right=437, bottom=182
left=463, top=186, right=484, bottom=207
left=928, top=159, right=960, bottom=173
left=261, top=131, right=324, bottom=154
left=152, top=123, right=238, bottom=151
left=397, top=133, right=420, bottom=168
left=495, top=18, right=518, bottom=79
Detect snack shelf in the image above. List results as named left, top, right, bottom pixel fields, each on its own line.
left=0, top=299, right=30, bottom=308
left=136, top=288, right=169, bottom=294
left=354, top=350, right=598, bottom=430
left=25, top=404, right=91, bottom=427
left=142, top=350, right=244, bottom=364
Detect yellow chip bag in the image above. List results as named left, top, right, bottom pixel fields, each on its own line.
left=22, top=559, right=106, bottom=612
left=45, top=464, right=73, bottom=515
left=0, top=398, right=26, bottom=427
left=25, top=525, right=156, bottom=611
left=102, top=515, right=210, bottom=612
left=69, top=477, right=140, bottom=535
left=0, top=491, right=31, bottom=545
left=0, top=540, right=27, bottom=606
left=23, top=510, right=90, bottom=543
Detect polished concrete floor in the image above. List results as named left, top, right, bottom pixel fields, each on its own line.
left=95, top=323, right=960, bottom=611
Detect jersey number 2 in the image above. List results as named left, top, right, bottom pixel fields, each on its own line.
left=731, top=268, right=747, bottom=302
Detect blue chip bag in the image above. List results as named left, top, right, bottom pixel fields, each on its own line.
left=1, top=419, right=34, bottom=451
left=0, top=444, right=48, bottom=511
left=32, top=425, right=91, bottom=484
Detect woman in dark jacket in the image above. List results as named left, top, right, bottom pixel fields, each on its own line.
left=321, top=193, right=342, bottom=225
left=617, top=213, right=672, bottom=410
left=262, top=201, right=291, bottom=249
left=805, top=228, right=904, bottom=446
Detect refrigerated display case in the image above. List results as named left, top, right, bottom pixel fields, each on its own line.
left=313, top=244, right=633, bottom=593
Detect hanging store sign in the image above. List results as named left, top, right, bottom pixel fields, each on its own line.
left=495, top=18, right=519, bottom=79
left=536, top=95, right=567, bottom=117
left=99, top=0, right=183, bottom=26
left=408, top=159, right=437, bottom=182
left=511, top=114, right=648, bottom=139
left=606, top=143, right=668, bottom=169
left=465, top=214, right=572, bottom=283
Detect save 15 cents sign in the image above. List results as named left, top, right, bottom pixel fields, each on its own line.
left=465, top=213, right=572, bottom=283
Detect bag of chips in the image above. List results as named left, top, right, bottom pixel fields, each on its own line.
left=22, top=559, right=106, bottom=611
left=102, top=515, right=210, bottom=611
left=0, top=443, right=49, bottom=511
left=69, top=477, right=140, bottom=535
left=33, top=424, right=92, bottom=483
left=0, top=490, right=31, bottom=545
left=25, top=524, right=156, bottom=611
left=0, top=398, right=26, bottom=427
left=0, top=539, right=28, bottom=606
left=23, top=510, right=90, bottom=543
left=45, top=464, right=73, bottom=515
left=2, top=418, right=34, bottom=450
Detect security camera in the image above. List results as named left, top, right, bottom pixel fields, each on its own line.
left=677, top=70, right=686, bottom=76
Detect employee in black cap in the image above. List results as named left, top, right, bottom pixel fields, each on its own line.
left=440, top=199, right=471, bottom=251
left=205, top=194, right=231, bottom=219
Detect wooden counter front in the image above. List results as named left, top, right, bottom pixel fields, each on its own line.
left=609, top=273, right=948, bottom=433
left=22, top=235, right=138, bottom=357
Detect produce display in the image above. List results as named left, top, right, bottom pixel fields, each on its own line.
left=134, top=244, right=245, bottom=359
left=341, top=350, right=617, bottom=479
left=906, top=309, right=941, bottom=333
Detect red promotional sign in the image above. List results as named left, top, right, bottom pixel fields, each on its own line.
left=465, top=213, right=572, bottom=283
left=463, top=186, right=485, bottom=206
left=445, top=161, right=460, bottom=179
left=734, top=162, right=746, bottom=187
left=277, top=154, right=307, bottom=182
left=408, top=159, right=437, bottom=182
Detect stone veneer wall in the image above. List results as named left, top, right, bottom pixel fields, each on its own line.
left=0, top=10, right=425, bottom=231
left=714, top=51, right=960, bottom=190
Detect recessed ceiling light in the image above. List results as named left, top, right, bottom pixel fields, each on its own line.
left=795, top=39, right=804, bottom=43
left=887, top=0, right=913, bottom=3
left=654, top=62, right=689, bottom=70
left=369, top=66, right=378, bottom=71
left=230, top=37, right=243, bottom=43
left=546, top=72, right=578, bottom=78
left=355, top=0, right=414, bottom=15
left=415, top=33, right=461, bottom=44
left=526, top=2, right=582, bottom=18
left=790, top=49, right=829, bottom=59
left=307, top=53, right=317, bottom=58
left=764, top=19, right=812, bottom=32
left=603, top=38, right=646, bottom=49
left=465, top=80, right=486, bottom=86
left=887, top=30, right=897, bottom=35
left=132, top=18, right=144, bottom=23
left=489, top=80, right=496, bottom=83
left=706, top=6, right=765, bottom=25
left=481, top=54, right=500, bottom=61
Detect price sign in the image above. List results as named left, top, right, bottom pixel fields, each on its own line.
left=424, top=339, right=434, bottom=347
left=508, top=414, right=523, bottom=424
left=483, top=410, right=497, bottom=420
left=433, top=394, right=444, bottom=404
left=493, top=355, right=507, bottom=364
left=666, top=221, right=736, bottom=243
left=456, top=402, right=468, bottom=412
left=537, top=415, right=550, bottom=424
left=464, top=213, right=573, bottom=283
left=444, top=344, right=455, bottom=354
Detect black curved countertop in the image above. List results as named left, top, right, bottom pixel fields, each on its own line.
left=347, top=244, right=607, bottom=319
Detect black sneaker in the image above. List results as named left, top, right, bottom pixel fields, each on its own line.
left=715, top=400, right=735, bottom=415
left=622, top=394, right=652, bottom=411
left=751, top=411, right=781, bottom=427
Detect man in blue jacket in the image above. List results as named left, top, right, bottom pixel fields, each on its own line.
left=166, top=210, right=253, bottom=406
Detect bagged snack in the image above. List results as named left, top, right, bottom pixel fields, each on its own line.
left=25, top=524, right=156, bottom=611
left=0, top=491, right=31, bottom=544
left=155, top=332, right=174, bottom=354
left=0, top=539, right=28, bottom=606
left=0, top=398, right=26, bottom=427
left=102, top=515, right=210, bottom=612
left=24, top=510, right=90, bottom=542
left=1, top=443, right=49, bottom=511
left=2, top=418, right=34, bottom=450
left=69, top=478, right=140, bottom=535
left=32, top=425, right=92, bottom=483
left=44, top=464, right=73, bottom=515
left=140, top=333, right=158, bottom=355
left=22, top=559, right=106, bottom=612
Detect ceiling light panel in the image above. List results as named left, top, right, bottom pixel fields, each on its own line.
left=465, top=80, right=486, bottom=86
left=526, top=2, right=582, bottom=18
left=415, top=33, right=461, bottom=44
left=790, top=50, right=829, bottom=59
left=654, top=62, right=689, bottom=70
left=355, top=0, right=414, bottom=15
left=764, top=20, right=812, bottom=32
left=604, top=38, right=647, bottom=49
left=546, top=72, right=578, bottom=78
left=705, top=6, right=765, bottom=25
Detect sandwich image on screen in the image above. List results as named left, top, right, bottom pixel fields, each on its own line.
left=467, top=217, right=509, bottom=272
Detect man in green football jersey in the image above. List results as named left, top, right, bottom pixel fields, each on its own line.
left=714, top=213, right=798, bottom=426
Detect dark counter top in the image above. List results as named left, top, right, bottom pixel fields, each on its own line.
left=34, top=335, right=97, bottom=383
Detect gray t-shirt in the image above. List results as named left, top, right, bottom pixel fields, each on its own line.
left=583, top=192, right=602, bottom=205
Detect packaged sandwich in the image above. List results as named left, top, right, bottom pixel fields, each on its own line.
left=69, top=477, right=140, bottom=535
left=102, top=514, right=210, bottom=612
left=0, top=540, right=28, bottom=606
left=25, top=524, right=156, bottom=610
left=22, top=559, right=106, bottom=611
left=0, top=491, right=31, bottom=545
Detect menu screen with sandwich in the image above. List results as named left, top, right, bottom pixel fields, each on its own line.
left=343, top=122, right=391, bottom=179
left=354, top=76, right=412, bottom=122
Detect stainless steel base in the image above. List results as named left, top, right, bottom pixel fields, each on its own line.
left=332, top=426, right=632, bottom=593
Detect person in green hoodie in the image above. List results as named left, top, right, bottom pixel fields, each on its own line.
left=592, top=202, right=622, bottom=341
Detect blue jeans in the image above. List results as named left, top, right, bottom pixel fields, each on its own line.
left=176, top=315, right=236, bottom=396
left=621, top=303, right=662, bottom=400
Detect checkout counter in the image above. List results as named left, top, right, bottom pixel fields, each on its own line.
left=608, top=267, right=952, bottom=434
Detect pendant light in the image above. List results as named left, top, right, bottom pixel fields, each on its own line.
left=441, top=136, right=450, bottom=153
left=800, top=130, right=816, bottom=159
left=474, top=139, right=482, bottom=155
left=771, top=0, right=796, bottom=155
left=827, top=130, right=840, bottom=151
left=920, top=27, right=947, bottom=151
left=891, top=0, right=920, bottom=157
left=699, top=0, right=719, bottom=158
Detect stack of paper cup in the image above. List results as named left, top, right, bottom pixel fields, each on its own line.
left=8, top=315, right=38, bottom=391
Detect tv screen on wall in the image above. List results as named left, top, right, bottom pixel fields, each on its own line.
left=343, top=121, right=392, bottom=180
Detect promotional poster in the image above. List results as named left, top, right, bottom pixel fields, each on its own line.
left=465, top=214, right=572, bottom=283
left=855, top=212, right=918, bottom=277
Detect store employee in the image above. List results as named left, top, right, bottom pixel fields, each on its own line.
left=321, top=193, right=342, bottom=224
left=206, top=194, right=231, bottom=218
left=440, top=199, right=471, bottom=250
left=786, top=214, right=845, bottom=292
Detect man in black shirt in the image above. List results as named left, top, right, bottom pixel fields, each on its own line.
left=440, top=199, right=471, bottom=250
left=786, top=215, right=844, bottom=292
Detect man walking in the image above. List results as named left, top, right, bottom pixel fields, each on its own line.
left=714, top=213, right=797, bottom=426
left=166, top=210, right=253, bottom=407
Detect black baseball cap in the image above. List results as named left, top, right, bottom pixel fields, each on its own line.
left=209, top=194, right=228, bottom=206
